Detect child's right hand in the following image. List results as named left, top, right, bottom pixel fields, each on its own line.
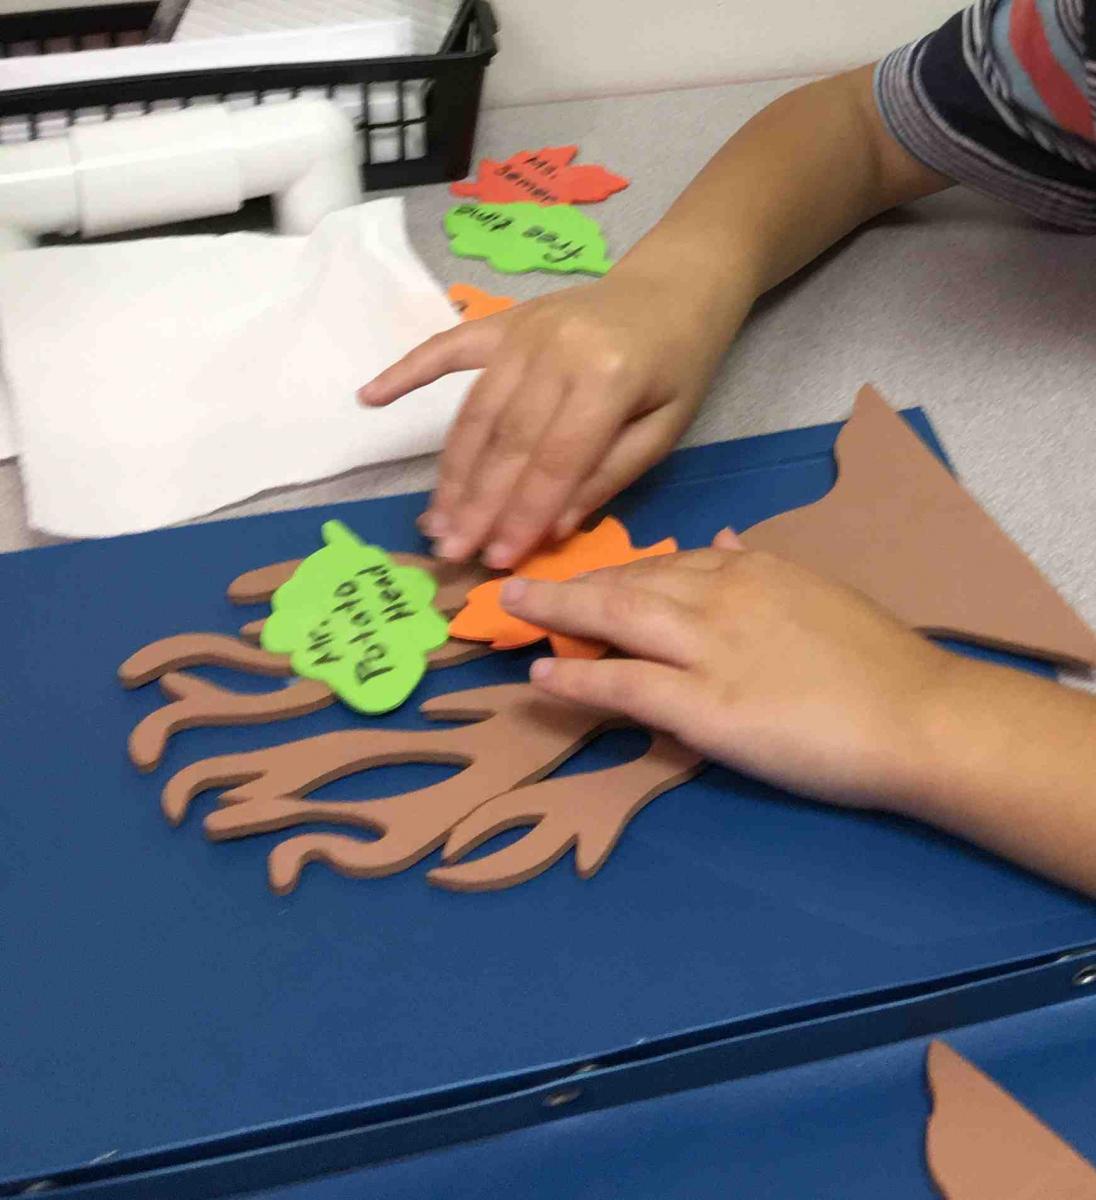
left=358, top=269, right=747, bottom=569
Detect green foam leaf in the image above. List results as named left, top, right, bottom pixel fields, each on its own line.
left=444, top=201, right=613, bottom=275
left=260, top=521, right=448, bottom=714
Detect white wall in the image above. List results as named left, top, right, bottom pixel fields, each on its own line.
left=483, top=0, right=962, bottom=107
left=0, top=0, right=961, bottom=106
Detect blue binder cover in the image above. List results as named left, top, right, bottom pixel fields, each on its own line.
left=265, top=994, right=1096, bottom=1200
left=3, top=410, right=1094, bottom=1189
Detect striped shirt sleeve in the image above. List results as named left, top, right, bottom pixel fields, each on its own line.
left=875, top=0, right=1096, bottom=230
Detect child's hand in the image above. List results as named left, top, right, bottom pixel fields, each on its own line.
left=501, top=531, right=952, bottom=810
left=358, top=272, right=746, bottom=569
left=501, top=530, right=1096, bottom=898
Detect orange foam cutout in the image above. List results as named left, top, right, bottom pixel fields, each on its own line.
left=450, top=516, right=677, bottom=657
left=449, top=283, right=516, bottom=322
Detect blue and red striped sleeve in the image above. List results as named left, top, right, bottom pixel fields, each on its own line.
left=875, top=0, right=1096, bottom=229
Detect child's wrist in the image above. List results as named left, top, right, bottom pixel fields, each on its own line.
left=616, top=225, right=761, bottom=322
left=883, top=652, right=1004, bottom=823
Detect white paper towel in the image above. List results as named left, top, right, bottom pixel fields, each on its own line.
left=0, top=370, right=15, bottom=463
left=0, top=198, right=472, bottom=537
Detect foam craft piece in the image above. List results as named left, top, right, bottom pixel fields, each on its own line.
left=444, top=201, right=614, bottom=275
left=450, top=145, right=630, bottom=206
left=258, top=521, right=448, bottom=714
left=119, top=551, right=492, bottom=772
left=17, top=409, right=1096, bottom=1187
left=120, top=540, right=700, bottom=893
left=926, top=1041, right=1096, bottom=1198
left=450, top=516, right=677, bottom=657
left=155, top=683, right=702, bottom=895
left=449, top=283, right=516, bottom=321
left=741, top=385, right=1096, bottom=668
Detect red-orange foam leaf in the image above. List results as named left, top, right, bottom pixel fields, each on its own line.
left=450, top=145, right=630, bottom=206
left=449, top=517, right=677, bottom=656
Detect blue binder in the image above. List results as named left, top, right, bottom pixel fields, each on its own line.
left=3, top=410, right=1093, bottom=1195
left=261, top=992, right=1096, bottom=1200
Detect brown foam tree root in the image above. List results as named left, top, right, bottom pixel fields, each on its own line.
left=121, top=553, right=500, bottom=768
left=128, top=673, right=335, bottom=773
left=120, top=633, right=316, bottom=772
left=741, top=385, right=1096, bottom=668
left=119, top=633, right=292, bottom=687
left=925, top=1041, right=1096, bottom=1199
left=428, top=734, right=703, bottom=892
left=121, top=631, right=489, bottom=771
left=159, top=684, right=621, bottom=893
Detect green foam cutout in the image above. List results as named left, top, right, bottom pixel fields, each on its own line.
left=261, top=521, right=449, bottom=715
left=444, top=201, right=613, bottom=275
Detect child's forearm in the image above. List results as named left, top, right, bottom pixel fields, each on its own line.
left=901, top=660, right=1096, bottom=896
left=616, top=66, right=951, bottom=325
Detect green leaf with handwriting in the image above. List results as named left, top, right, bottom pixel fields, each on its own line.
left=260, top=521, right=449, bottom=714
left=444, top=201, right=613, bottom=275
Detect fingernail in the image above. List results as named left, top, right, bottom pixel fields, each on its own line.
left=436, top=535, right=468, bottom=561
left=356, top=383, right=376, bottom=403
left=419, top=510, right=448, bottom=537
left=714, top=526, right=745, bottom=551
left=499, top=578, right=527, bottom=608
left=530, top=658, right=554, bottom=681
left=484, top=541, right=514, bottom=569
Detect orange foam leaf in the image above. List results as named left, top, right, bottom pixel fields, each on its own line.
left=449, top=283, right=516, bottom=322
left=450, top=517, right=677, bottom=657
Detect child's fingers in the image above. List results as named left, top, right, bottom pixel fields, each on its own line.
left=552, top=406, right=685, bottom=540
left=430, top=352, right=534, bottom=535
left=571, top=550, right=731, bottom=606
left=356, top=318, right=504, bottom=407
left=528, top=656, right=698, bottom=740
left=481, top=379, right=637, bottom=568
left=438, top=373, right=564, bottom=562
left=500, top=577, right=702, bottom=666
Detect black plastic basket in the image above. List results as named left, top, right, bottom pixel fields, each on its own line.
left=0, top=0, right=497, bottom=190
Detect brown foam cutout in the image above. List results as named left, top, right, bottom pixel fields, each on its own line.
left=741, top=386, right=1096, bottom=668
left=430, top=733, right=702, bottom=891
left=128, top=673, right=335, bottom=772
left=120, top=556, right=498, bottom=769
left=926, top=1041, right=1096, bottom=1199
left=160, top=683, right=676, bottom=893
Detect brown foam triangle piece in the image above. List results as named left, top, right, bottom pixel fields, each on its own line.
left=741, top=385, right=1096, bottom=668
left=925, top=1040, right=1096, bottom=1199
